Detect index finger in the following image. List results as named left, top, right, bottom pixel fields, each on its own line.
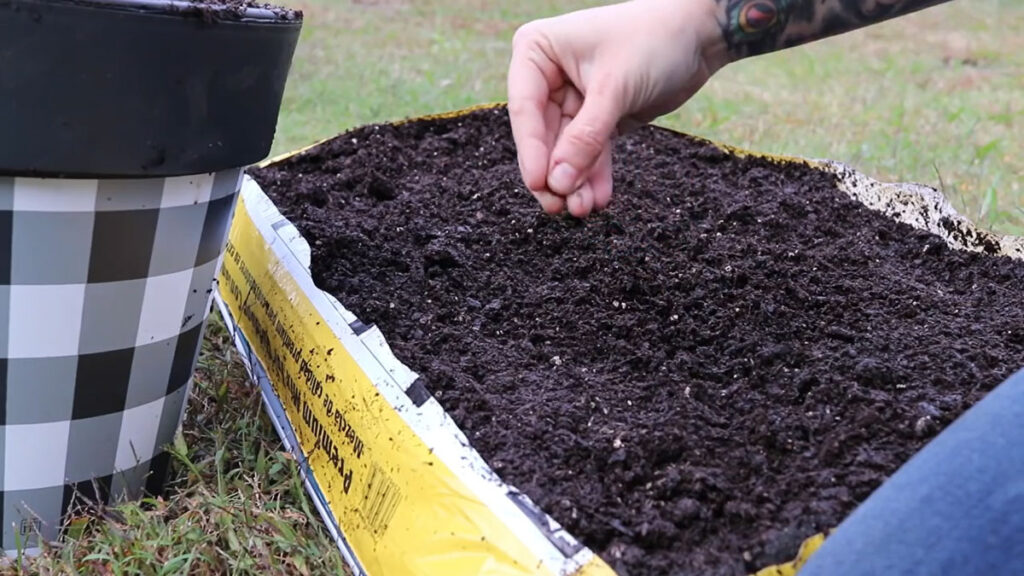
left=507, top=27, right=563, bottom=194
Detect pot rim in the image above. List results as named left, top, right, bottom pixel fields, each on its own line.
left=20, top=0, right=303, bottom=23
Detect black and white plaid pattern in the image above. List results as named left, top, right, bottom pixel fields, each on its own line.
left=0, top=169, right=242, bottom=554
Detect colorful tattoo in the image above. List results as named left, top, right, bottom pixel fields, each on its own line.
left=717, top=0, right=952, bottom=59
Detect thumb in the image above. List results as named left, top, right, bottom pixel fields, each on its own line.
left=547, top=80, right=623, bottom=196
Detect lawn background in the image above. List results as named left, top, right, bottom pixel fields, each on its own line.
left=18, top=0, right=1021, bottom=574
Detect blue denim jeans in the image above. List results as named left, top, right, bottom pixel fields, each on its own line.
left=798, top=368, right=1024, bottom=575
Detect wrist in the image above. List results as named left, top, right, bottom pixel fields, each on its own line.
left=684, top=0, right=735, bottom=74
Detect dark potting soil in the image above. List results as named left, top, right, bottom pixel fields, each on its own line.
left=182, top=0, right=301, bottom=21
left=251, top=106, right=1024, bottom=576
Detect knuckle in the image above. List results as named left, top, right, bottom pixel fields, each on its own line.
left=569, top=123, right=607, bottom=153
left=513, top=21, right=560, bottom=62
left=506, top=98, right=532, bottom=117
left=512, top=23, right=541, bottom=50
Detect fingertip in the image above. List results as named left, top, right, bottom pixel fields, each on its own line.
left=519, top=152, right=550, bottom=193
left=567, top=194, right=582, bottom=217
left=592, top=149, right=614, bottom=212
left=548, top=162, right=580, bottom=196
left=567, top=186, right=594, bottom=218
left=592, top=177, right=612, bottom=212
left=513, top=145, right=547, bottom=193
left=532, top=189, right=566, bottom=215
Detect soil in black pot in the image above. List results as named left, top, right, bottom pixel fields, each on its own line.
left=251, top=106, right=1024, bottom=576
left=183, top=0, right=301, bottom=20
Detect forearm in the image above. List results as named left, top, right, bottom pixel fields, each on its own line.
left=711, top=0, right=954, bottom=61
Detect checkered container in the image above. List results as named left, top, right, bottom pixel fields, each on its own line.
left=0, top=169, right=242, bottom=554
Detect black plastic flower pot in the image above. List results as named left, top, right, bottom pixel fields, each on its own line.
left=0, top=0, right=303, bottom=177
left=0, top=0, right=302, bottom=555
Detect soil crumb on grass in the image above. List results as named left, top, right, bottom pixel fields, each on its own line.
left=252, top=106, right=1024, bottom=576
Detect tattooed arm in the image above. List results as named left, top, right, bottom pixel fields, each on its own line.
left=507, top=0, right=953, bottom=217
left=718, top=0, right=953, bottom=60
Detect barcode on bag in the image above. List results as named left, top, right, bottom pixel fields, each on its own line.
left=360, top=462, right=402, bottom=539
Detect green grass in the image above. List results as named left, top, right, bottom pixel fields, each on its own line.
left=15, top=1, right=1020, bottom=574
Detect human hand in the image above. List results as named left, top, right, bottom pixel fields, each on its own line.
left=507, top=0, right=729, bottom=217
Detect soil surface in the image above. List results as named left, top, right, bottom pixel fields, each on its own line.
left=251, top=106, right=1024, bottom=576
left=183, top=0, right=301, bottom=21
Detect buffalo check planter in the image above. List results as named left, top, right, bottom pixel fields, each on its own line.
left=0, top=0, right=301, bottom=554
left=0, top=170, right=241, bottom=553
